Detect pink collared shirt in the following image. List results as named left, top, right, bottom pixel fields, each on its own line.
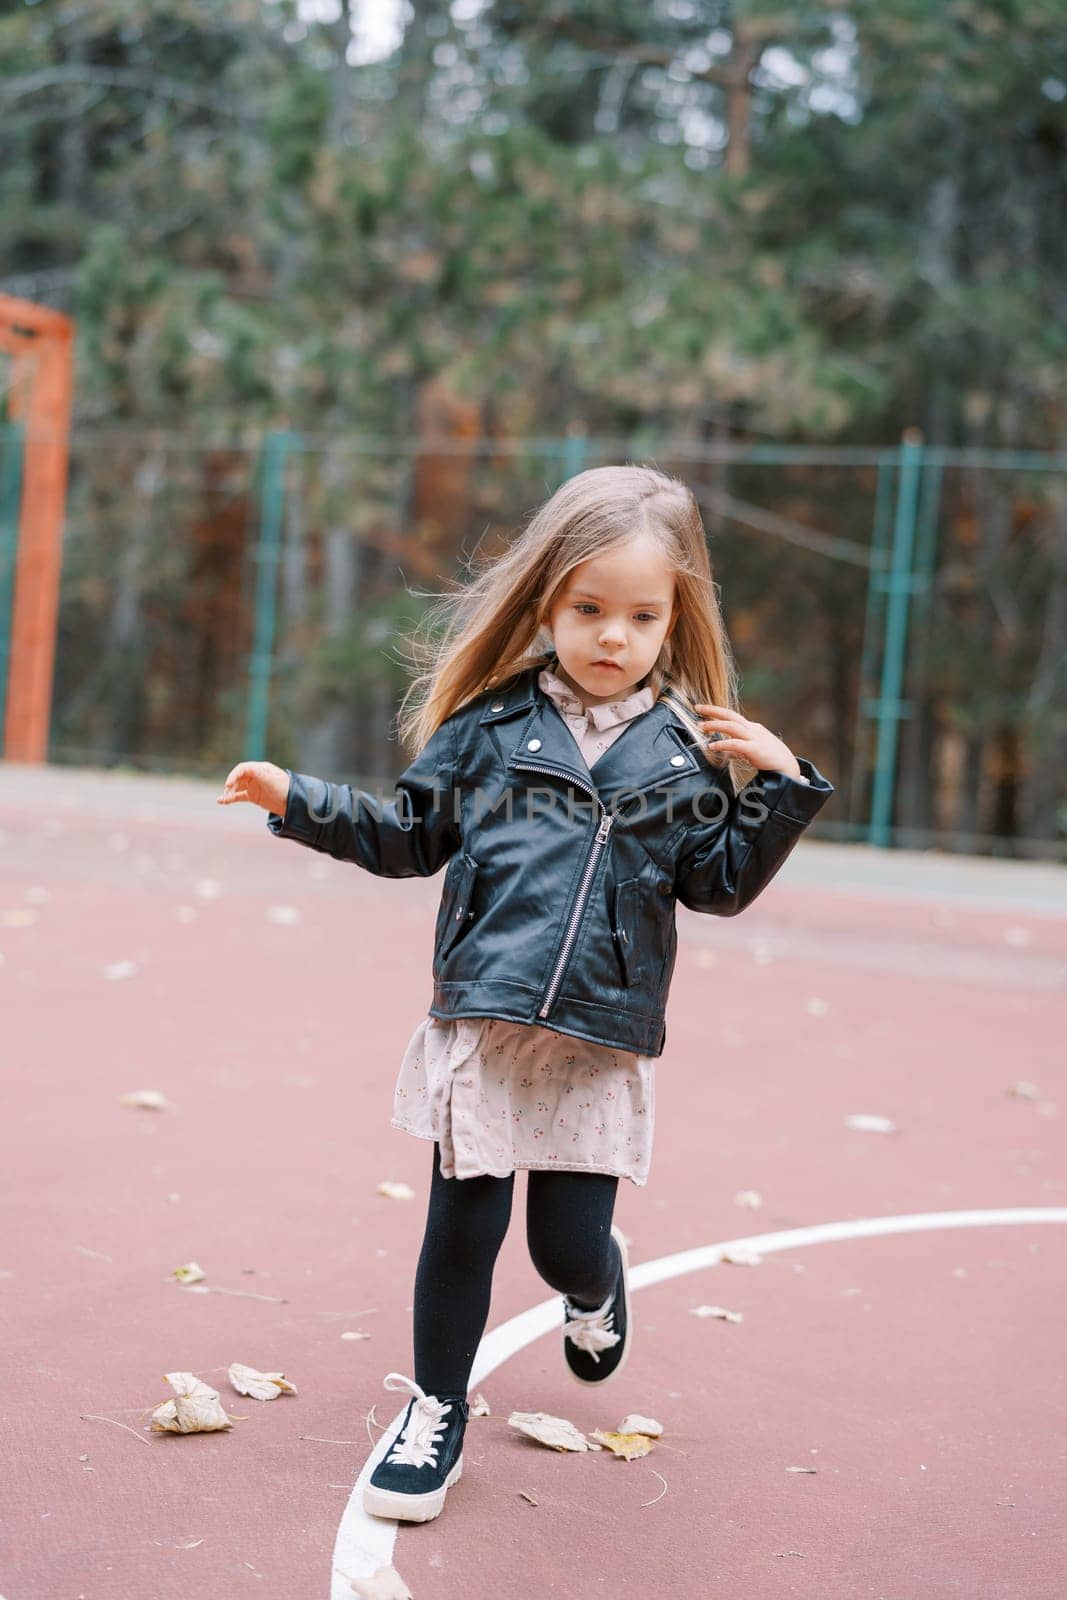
left=536, top=666, right=656, bottom=769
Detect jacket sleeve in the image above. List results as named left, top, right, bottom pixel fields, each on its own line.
left=674, top=756, right=834, bottom=917
left=264, top=716, right=462, bottom=877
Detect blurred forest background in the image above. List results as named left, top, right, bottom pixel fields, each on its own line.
left=1, top=0, right=1065, bottom=854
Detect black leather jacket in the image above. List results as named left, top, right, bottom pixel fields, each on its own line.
left=267, top=661, right=834, bottom=1057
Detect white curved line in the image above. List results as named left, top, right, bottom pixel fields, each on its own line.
left=331, top=1207, right=1067, bottom=1594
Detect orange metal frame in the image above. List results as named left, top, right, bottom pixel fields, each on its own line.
left=0, top=294, right=74, bottom=764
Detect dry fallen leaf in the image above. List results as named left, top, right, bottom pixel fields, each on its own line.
left=618, top=1413, right=662, bottom=1437
left=344, top=1563, right=413, bottom=1599
left=590, top=1429, right=655, bottom=1460
left=470, top=1391, right=491, bottom=1416
left=341, top=1330, right=372, bottom=1342
left=721, top=1249, right=762, bottom=1266
left=518, top=1489, right=538, bottom=1506
left=1, top=908, right=38, bottom=927
left=118, top=1089, right=173, bottom=1111
left=172, top=1261, right=206, bottom=1285
left=507, top=1411, right=602, bottom=1452
left=786, top=1465, right=818, bottom=1473
left=228, top=1362, right=297, bottom=1400
left=376, top=1181, right=415, bottom=1201
left=267, top=905, right=302, bottom=925
left=734, top=1189, right=762, bottom=1208
left=103, top=959, right=138, bottom=981
left=1007, top=1081, right=1040, bottom=1100
left=844, top=1113, right=897, bottom=1134
left=690, top=1304, right=744, bottom=1322
left=150, top=1373, right=234, bottom=1434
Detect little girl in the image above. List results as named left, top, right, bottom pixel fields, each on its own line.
left=218, top=463, right=833, bottom=1525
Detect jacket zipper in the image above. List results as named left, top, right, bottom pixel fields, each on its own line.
left=512, top=760, right=614, bottom=1021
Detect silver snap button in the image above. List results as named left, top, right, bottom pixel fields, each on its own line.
left=669, top=753, right=686, bottom=767
left=455, top=911, right=463, bottom=920
left=490, top=700, right=503, bottom=711
left=527, top=738, right=542, bottom=751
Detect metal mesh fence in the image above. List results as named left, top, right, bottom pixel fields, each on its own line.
left=4, top=425, right=1064, bottom=858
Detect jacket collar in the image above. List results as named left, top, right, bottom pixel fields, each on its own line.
left=478, top=654, right=705, bottom=801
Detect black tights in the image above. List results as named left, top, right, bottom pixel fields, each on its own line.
left=412, top=1141, right=621, bottom=1397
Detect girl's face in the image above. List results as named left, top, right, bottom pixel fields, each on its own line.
left=546, top=535, right=677, bottom=706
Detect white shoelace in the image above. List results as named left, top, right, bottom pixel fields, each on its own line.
left=382, top=1372, right=454, bottom=1469
left=563, top=1293, right=621, bottom=1361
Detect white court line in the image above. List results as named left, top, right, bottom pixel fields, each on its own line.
left=330, top=1207, right=1067, bottom=1594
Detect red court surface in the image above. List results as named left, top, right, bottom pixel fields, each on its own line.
left=2, top=762, right=1065, bottom=1600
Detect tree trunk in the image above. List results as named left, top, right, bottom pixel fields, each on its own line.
left=102, top=450, right=159, bottom=759
left=297, top=447, right=363, bottom=779
left=1019, top=486, right=1067, bottom=845
left=724, top=32, right=756, bottom=177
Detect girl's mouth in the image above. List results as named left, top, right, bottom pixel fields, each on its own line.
left=592, top=660, right=623, bottom=671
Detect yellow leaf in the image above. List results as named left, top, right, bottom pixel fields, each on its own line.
left=589, top=1429, right=655, bottom=1460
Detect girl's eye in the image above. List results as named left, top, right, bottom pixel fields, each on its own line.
left=573, top=605, right=658, bottom=623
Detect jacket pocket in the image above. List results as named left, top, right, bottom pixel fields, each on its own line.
left=611, top=877, right=642, bottom=987
left=436, top=851, right=480, bottom=962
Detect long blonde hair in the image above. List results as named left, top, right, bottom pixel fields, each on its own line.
left=396, top=463, right=754, bottom=792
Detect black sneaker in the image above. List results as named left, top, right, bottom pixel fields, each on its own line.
left=562, top=1224, right=633, bottom=1386
left=362, top=1372, right=469, bottom=1522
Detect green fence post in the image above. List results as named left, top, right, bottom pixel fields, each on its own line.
left=849, top=452, right=896, bottom=829
left=558, top=430, right=588, bottom=487
left=245, top=429, right=293, bottom=761
left=0, top=422, right=25, bottom=752
left=897, top=450, right=944, bottom=828
left=867, top=430, right=924, bottom=847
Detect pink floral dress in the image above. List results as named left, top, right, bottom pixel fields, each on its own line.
left=390, top=667, right=658, bottom=1186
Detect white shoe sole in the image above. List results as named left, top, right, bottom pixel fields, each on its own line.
left=362, top=1453, right=463, bottom=1522
left=565, top=1223, right=633, bottom=1387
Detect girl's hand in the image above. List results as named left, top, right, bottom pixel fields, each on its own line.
left=693, top=704, right=803, bottom=780
left=217, top=761, right=291, bottom=814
